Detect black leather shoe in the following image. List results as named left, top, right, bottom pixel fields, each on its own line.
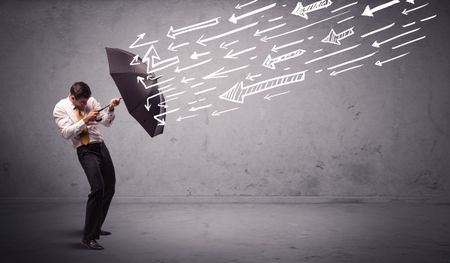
left=81, top=239, right=104, bottom=250
left=100, top=230, right=112, bottom=236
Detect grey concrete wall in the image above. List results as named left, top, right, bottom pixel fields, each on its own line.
left=0, top=0, right=449, bottom=199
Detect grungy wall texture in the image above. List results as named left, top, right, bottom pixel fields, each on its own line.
left=0, top=0, right=449, bottom=199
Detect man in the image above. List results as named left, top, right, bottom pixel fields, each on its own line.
left=53, top=81, right=121, bottom=250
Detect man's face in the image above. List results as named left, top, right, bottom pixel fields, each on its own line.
left=70, top=95, right=89, bottom=109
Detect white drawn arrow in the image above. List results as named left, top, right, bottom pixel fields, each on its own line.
left=402, top=3, right=428, bottom=15
left=219, top=70, right=306, bottom=104
left=168, top=42, right=189, bottom=52
left=246, top=73, right=262, bottom=81
left=142, top=45, right=179, bottom=74
left=129, top=55, right=140, bottom=65
left=144, top=97, right=152, bottom=111
left=261, top=11, right=348, bottom=42
left=224, top=46, right=256, bottom=59
left=229, top=3, right=276, bottom=24
left=189, top=104, right=212, bottom=112
left=202, top=65, right=249, bottom=79
left=254, top=23, right=286, bottom=36
left=167, top=17, right=220, bottom=39
left=212, top=107, right=240, bottom=116
left=375, top=52, right=409, bottom=66
left=321, top=27, right=354, bottom=45
left=264, top=90, right=291, bottom=100
left=291, top=0, right=333, bottom=19
left=406, top=0, right=414, bottom=4
left=129, top=33, right=158, bottom=49
left=137, top=76, right=174, bottom=90
left=262, top=48, right=305, bottom=69
left=154, top=108, right=180, bottom=126
left=235, top=0, right=258, bottom=9
left=176, top=114, right=199, bottom=122
left=181, top=76, right=195, bottom=84
left=330, top=64, right=363, bottom=76
left=271, top=39, right=304, bottom=53
left=174, top=58, right=212, bottom=73
left=219, top=40, right=239, bottom=49
left=190, top=51, right=210, bottom=60
left=362, top=0, right=400, bottom=17
left=197, top=22, right=258, bottom=46
left=372, top=27, right=421, bottom=48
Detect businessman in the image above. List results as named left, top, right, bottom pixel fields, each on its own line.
left=53, top=81, right=121, bottom=250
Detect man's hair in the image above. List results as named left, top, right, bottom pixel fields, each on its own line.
left=70, top=81, right=91, bottom=100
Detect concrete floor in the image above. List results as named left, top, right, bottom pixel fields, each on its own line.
left=1, top=201, right=449, bottom=263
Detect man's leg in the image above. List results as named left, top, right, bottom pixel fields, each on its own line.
left=98, top=142, right=116, bottom=230
left=77, top=147, right=104, bottom=241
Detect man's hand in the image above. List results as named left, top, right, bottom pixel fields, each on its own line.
left=108, top=98, right=121, bottom=111
left=83, top=110, right=99, bottom=124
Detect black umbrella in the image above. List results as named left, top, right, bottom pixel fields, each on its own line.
left=105, top=47, right=166, bottom=137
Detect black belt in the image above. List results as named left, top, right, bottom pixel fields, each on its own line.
left=77, top=141, right=104, bottom=153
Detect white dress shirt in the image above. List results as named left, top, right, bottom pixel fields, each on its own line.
left=53, top=96, right=116, bottom=148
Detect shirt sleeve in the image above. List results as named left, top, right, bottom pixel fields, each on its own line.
left=53, top=103, right=87, bottom=140
left=92, top=97, right=116, bottom=127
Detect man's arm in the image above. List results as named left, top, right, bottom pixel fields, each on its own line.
left=92, top=97, right=116, bottom=127
left=53, top=104, right=86, bottom=140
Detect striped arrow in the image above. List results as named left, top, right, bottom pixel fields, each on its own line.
left=291, top=0, right=333, bottom=19
left=262, top=48, right=305, bottom=69
left=321, top=27, right=354, bottom=45
left=219, top=71, right=306, bottom=104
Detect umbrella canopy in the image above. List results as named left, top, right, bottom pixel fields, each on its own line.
left=105, top=47, right=166, bottom=137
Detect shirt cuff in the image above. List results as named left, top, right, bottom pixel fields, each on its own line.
left=75, top=119, right=86, bottom=130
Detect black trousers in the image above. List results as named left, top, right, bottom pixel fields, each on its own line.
left=76, top=141, right=115, bottom=240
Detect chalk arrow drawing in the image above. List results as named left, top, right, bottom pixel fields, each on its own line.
left=211, top=107, right=240, bottom=116
left=202, top=65, right=249, bottom=79
left=219, top=40, right=239, bottom=49
left=260, top=11, right=347, bottom=42
left=190, top=51, right=210, bottom=60
left=406, top=0, right=414, bottom=4
left=264, top=90, right=291, bottom=100
left=235, top=0, right=258, bottom=10
left=291, top=0, right=333, bottom=19
left=181, top=76, right=195, bottom=84
left=362, top=0, right=400, bottom=17
left=154, top=108, right=180, bottom=126
left=372, top=27, right=420, bottom=48
left=271, top=39, right=304, bottom=52
left=176, top=114, right=199, bottom=122
left=254, top=23, right=286, bottom=36
left=197, top=22, right=258, bottom=46
left=224, top=46, right=256, bottom=59
left=262, top=48, right=305, bottom=69
left=219, top=70, right=306, bottom=104
left=321, top=27, right=354, bottom=45
left=129, top=33, right=158, bottom=49
left=144, top=97, right=151, bottom=111
left=246, top=73, right=262, bottom=81
left=229, top=3, right=276, bottom=24
left=142, top=45, right=179, bottom=74
left=375, top=52, right=409, bottom=66
left=174, top=58, right=212, bottom=73
left=402, top=3, right=428, bottom=15
left=189, top=104, right=213, bottom=112
left=129, top=55, right=140, bottom=66
left=167, top=17, right=220, bottom=39
left=168, top=42, right=189, bottom=52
